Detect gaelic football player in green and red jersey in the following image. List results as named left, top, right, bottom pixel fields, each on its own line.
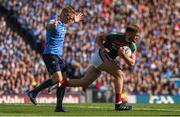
left=54, top=24, right=140, bottom=111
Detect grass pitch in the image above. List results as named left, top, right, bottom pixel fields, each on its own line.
left=0, top=103, right=180, bottom=116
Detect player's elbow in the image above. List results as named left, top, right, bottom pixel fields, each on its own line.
left=130, top=63, right=135, bottom=67
left=128, top=61, right=135, bottom=67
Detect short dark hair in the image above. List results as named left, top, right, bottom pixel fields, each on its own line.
left=126, top=24, right=141, bottom=33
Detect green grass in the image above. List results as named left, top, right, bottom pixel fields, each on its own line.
left=0, top=103, right=180, bottom=116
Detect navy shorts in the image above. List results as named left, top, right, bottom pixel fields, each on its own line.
left=42, top=54, right=66, bottom=75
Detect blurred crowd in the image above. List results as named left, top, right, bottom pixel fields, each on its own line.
left=0, top=16, right=50, bottom=94
left=0, top=0, right=179, bottom=96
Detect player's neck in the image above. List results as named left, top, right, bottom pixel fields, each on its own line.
left=124, top=34, right=131, bottom=43
left=59, top=16, right=66, bottom=24
left=124, top=37, right=129, bottom=43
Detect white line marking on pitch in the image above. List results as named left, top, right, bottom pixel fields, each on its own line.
left=135, top=108, right=180, bottom=112
left=66, top=105, right=180, bottom=112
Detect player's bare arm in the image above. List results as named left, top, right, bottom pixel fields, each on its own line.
left=118, top=47, right=136, bottom=66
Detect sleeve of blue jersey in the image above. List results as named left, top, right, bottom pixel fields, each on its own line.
left=49, top=14, right=57, bottom=24
left=49, top=19, right=55, bottom=24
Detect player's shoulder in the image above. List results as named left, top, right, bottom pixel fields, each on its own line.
left=48, top=14, right=56, bottom=22
left=107, top=32, right=124, bottom=40
left=129, top=42, right=137, bottom=52
left=49, top=19, right=55, bottom=24
left=108, top=32, right=124, bottom=36
left=48, top=14, right=62, bottom=24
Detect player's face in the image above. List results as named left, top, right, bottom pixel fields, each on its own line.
left=126, top=32, right=140, bottom=43
left=67, top=14, right=75, bottom=24
left=132, top=32, right=140, bottom=42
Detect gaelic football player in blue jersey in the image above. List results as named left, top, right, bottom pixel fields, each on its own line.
left=27, top=6, right=83, bottom=112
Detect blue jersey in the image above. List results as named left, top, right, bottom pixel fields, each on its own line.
left=43, top=19, right=67, bottom=55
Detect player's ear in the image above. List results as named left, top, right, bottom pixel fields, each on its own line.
left=125, top=31, right=131, bottom=38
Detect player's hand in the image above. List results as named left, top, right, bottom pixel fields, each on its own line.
left=101, top=47, right=110, bottom=54
left=118, top=47, right=125, bottom=58
left=101, top=47, right=112, bottom=62
left=74, top=13, right=83, bottom=22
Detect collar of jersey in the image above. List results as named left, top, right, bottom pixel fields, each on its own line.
left=58, top=20, right=67, bottom=27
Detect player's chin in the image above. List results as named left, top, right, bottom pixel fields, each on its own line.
left=129, top=62, right=135, bottom=67
left=132, top=38, right=138, bottom=43
left=130, top=39, right=136, bottom=43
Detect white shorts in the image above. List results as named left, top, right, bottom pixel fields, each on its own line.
left=90, top=49, right=104, bottom=68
